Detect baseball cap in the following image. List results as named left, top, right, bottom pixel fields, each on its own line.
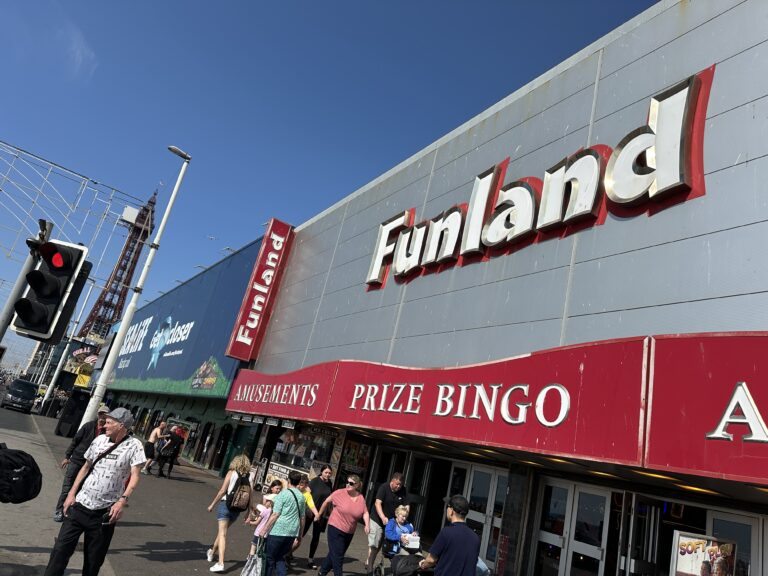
left=107, top=407, right=135, bottom=428
left=97, top=403, right=110, bottom=414
left=263, top=494, right=276, bottom=502
left=443, top=494, right=470, bottom=517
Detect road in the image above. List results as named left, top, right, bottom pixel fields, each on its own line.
left=0, top=410, right=372, bottom=575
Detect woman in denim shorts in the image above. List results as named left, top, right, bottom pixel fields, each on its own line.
left=205, top=455, right=252, bottom=572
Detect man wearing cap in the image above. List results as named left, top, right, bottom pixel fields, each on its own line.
left=44, top=407, right=146, bottom=576
left=53, top=404, right=109, bottom=522
left=417, top=495, right=480, bottom=576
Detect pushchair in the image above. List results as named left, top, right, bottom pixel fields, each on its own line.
left=389, top=553, right=433, bottom=576
left=374, top=536, right=429, bottom=576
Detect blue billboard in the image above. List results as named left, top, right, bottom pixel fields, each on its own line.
left=109, top=239, right=262, bottom=398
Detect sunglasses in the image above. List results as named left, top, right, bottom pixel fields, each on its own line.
left=346, top=480, right=356, bottom=486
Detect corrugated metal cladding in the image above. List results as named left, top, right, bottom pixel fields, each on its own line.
left=256, top=0, right=768, bottom=374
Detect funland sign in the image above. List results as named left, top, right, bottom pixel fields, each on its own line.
left=366, top=67, right=714, bottom=287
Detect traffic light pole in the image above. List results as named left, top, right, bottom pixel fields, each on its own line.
left=80, top=147, right=191, bottom=428
left=40, top=280, right=96, bottom=411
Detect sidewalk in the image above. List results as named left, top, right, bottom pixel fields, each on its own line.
left=0, top=413, right=374, bottom=576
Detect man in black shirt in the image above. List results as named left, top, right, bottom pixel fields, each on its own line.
left=365, top=472, right=408, bottom=573
left=418, top=494, right=480, bottom=576
left=53, top=404, right=108, bottom=522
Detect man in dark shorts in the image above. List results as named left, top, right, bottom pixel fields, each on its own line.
left=141, top=420, right=167, bottom=475
left=365, top=472, right=408, bottom=573
left=418, top=494, right=480, bottom=576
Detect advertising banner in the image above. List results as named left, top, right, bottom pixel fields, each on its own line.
left=228, top=337, right=648, bottom=465
left=670, top=531, right=735, bottom=576
left=646, top=332, right=768, bottom=485
left=109, top=239, right=263, bottom=398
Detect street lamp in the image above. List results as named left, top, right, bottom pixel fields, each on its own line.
left=80, top=145, right=191, bottom=427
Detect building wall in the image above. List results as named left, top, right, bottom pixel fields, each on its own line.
left=256, top=0, right=768, bottom=373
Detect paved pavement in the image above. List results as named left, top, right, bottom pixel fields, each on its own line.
left=0, top=411, right=374, bottom=576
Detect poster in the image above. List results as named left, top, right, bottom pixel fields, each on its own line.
left=671, top=531, right=736, bottom=576
left=263, top=461, right=304, bottom=493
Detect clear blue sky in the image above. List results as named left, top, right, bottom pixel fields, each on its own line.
left=0, top=1, right=657, bottom=367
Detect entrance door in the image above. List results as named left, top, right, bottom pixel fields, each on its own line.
left=620, top=494, right=665, bottom=576
left=367, top=446, right=408, bottom=506
left=707, top=510, right=760, bottom=576
left=532, top=480, right=611, bottom=576
left=405, top=454, right=431, bottom=530
left=449, top=463, right=508, bottom=571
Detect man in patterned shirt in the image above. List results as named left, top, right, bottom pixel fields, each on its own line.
left=44, top=407, right=146, bottom=576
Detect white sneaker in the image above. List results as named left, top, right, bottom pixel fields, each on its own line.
left=206, top=549, right=214, bottom=563
left=210, top=563, right=224, bottom=573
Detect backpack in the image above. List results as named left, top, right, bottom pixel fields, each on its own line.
left=226, top=472, right=251, bottom=511
left=0, top=444, right=42, bottom=504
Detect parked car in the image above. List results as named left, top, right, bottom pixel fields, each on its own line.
left=0, top=379, right=37, bottom=413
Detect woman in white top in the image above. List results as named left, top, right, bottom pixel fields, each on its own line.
left=206, top=454, right=252, bottom=573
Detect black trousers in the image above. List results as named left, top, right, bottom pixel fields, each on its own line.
left=55, top=460, right=84, bottom=514
left=320, top=524, right=354, bottom=576
left=44, top=502, right=116, bottom=576
left=156, top=454, right=176, bottom=476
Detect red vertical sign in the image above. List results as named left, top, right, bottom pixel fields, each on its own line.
left=226, top=218, right=294, bottom=362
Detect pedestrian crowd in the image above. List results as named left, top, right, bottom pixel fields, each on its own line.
left=43, top=407, right=491, bottom=576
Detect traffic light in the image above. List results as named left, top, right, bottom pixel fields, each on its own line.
left=11, top=240, right=92, bottom=344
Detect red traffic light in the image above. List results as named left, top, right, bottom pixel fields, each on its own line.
left=12, top=239, right=90, bottom=343
left=39, top=242, right=74, bottom=270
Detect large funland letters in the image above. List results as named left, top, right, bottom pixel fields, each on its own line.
left=366, top=67, right=714, bottom=288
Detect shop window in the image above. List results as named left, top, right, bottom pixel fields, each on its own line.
left=272, top=426, right=337, bottom=471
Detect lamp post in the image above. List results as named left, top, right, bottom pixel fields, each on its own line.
left=80, top=145, right=191, bottom=427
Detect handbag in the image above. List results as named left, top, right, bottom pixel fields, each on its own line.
left=240, top=538, right=266, bottom=576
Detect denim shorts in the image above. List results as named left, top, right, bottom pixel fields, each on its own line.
left=216, top=500, right=241, bottom=522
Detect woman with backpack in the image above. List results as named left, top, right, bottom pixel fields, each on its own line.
left=206, top=454, right=252, bottom=573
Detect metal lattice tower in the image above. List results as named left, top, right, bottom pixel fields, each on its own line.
left=77, top=192, right=156, bottom=343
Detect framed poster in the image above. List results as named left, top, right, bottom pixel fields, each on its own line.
left=671, top=531, right=736, bottom=576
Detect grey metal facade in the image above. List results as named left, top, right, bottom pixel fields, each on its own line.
left=256, top=0, right=768, bottom=374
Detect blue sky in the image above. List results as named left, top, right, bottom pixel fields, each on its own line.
left=0, top=1, right=657, bottom=367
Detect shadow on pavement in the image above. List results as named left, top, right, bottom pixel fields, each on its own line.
left=143, top=475, right=204, bottom=484
left=0, top=546, right=51, bottom=555
left=114, top=521, right=167, bottom=528
left=110, top=540, right=211, bottom=563
left=0, top=563, right=44, bottom=576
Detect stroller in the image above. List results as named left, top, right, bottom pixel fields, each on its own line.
left=375, top=535, right=429, bottom=576
left=389, top=553, right=432, bottom=576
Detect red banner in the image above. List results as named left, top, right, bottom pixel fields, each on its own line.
left=646, top=333, right=768, bottom=485
left=227, top=337, right=648, bottom=465
left=227, top=361, right=339, bottom=423
left=226, top=219, right=294, bottom=362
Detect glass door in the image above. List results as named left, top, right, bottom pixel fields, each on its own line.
left=447, top=462, right=508, bottom=571
left=707, top=510, right=761, bottom=576
left=532, top=480, right=611, bottom=576
left=405, top=454, right=431, bottom=530
left=620, top=493, right=665, bottom=576
left=366, top=446, right=408, bottom=505
left=564, top=486, right=611, bottom=576
left=533, top=480, right=573, bottom=576
left=465, top=465, right=508, bottom=569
